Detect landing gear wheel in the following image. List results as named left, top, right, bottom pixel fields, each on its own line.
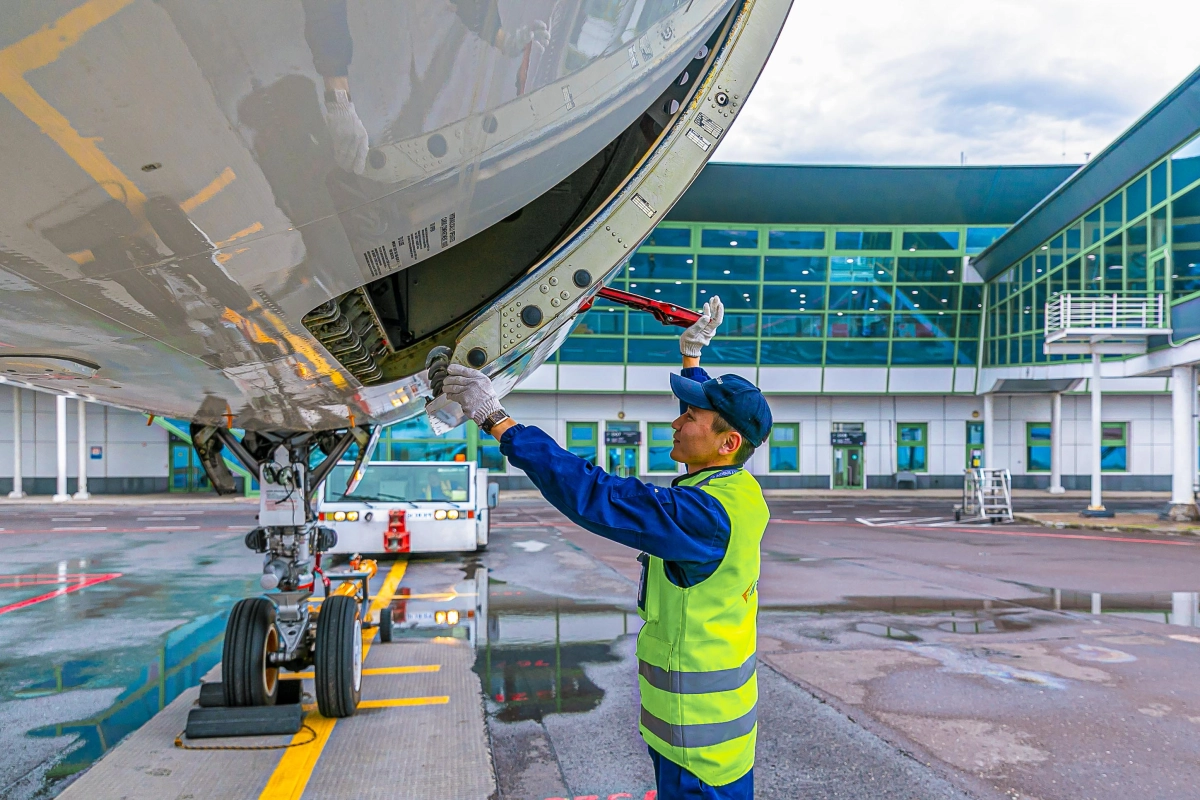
left=379, top=606, right=393, bottom=643
left=315, top=594, right=362, bottom=718
left=222, top=597, right=280, bottom=707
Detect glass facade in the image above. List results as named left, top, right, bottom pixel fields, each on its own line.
left=374, top=417, right=506, bottom=472
left=984, top=130, right=1200, bottom=365
left=559, top=223, right=1001, bottom=367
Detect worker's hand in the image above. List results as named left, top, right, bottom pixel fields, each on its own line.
left=441, top=364, right=505, bottom=426
left=680, top=295, right=724, bottom=357
left=501, top=20, right=550, bottom=56
left=324, top=88, right=368, bottom=175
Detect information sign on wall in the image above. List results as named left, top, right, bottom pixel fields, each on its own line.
left=830, top=431, right=866, bottom=446
left=605, top=431, right=641, bottom=446
left=90, top=446, right=103, bottom=460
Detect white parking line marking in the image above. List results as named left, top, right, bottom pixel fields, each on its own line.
left=52, top=518, right=87, bottom=522
left=807, top=517, right=847, bottom=522
left=51, top=526, right=107, bottom=531
left=137, top=516, right=185, bottom=521
left=142, top=525, right=200, bottom=531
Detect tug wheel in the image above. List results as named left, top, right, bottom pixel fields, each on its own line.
left=223, top=597, right=279, bottom=707
left=315, top=594, right=362, bottom=718
left=379, top=606, right=394, bottom=643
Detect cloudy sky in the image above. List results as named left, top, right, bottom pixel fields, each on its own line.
left=717, top=0, right=1200, bottom=166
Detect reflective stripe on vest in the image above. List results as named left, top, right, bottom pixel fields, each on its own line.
left=638, top=654, right=756, bottom=695
left=640, top=706, right=758, bottom=749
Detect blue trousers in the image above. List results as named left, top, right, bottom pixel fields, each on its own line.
left=649, top=747, right=754, bottom=800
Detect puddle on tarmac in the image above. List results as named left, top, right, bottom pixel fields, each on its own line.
left=0, top=567, right=257, bottom=799
left=378, top=563, right=641, bottom=723
left=475, top=584, right=638, bottom=723
left=854, top=622, right=920, bottom=641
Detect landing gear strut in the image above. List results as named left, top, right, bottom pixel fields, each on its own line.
left=195, top=424, right=379, bottom=719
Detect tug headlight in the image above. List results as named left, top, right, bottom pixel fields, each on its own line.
left=333, top=511, right=346, bottom=522
left=346, top=511, right=359, bottom=521
left=447, top=609, right=460, bottom=625
left=434, top=509, right=447, bottom=520
left=446, top=509, right=460, bottom=520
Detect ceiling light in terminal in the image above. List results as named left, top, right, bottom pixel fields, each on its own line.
left=790, top=288, right=797, bottom=293
left=654, top=288, right=662, bottom=293
left=723, top=269, right=731, bottom=274
left=686, top=259, right=693, bottom=264
left=729, top=241, right=737, bottom=246
left=675, top=280, right=682, bottom=284
left=851, top=290, right=859, bottom=294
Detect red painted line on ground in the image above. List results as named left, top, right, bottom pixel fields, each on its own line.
left=0, top=572, right=122, bottom=615
left=769, top=518, right=1198, bottom=547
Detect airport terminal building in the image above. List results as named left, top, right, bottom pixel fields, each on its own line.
left=4, top=67, right=1200, bottom=496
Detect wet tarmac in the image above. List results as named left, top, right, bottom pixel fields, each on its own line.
left=6, top=494, right=1200, bottom=799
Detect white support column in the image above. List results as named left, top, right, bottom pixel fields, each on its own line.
left=1049, top=392, right=1065, bottom=494
left=73, top=398, right=90, bottom=500
left=982, top=393, right=994, bottom=468
left=7, top=386, right=24, bottom=499
left=1168, top=365, right=1197, bottom=520
left=53, top=394, right=70, bottom=502
left=1085, top=353, right=1109, bottom=515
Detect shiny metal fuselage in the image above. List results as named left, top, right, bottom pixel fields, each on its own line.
left=0, top=0, right=742, bottom=429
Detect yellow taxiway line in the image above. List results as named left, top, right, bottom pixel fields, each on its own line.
left=280, top=664, right=441, bottom=681
left=259, top=560, right=408, bottom=800
left=359, top=696, right=450, bottom=710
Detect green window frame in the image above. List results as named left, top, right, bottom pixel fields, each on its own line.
left=896, top=423, right=927, bottom=472
left=647, top=423, right=678, bottom=472
left=1100, top=422, right=1128, bottom=472
left=769, top=423, right=799, bottom=472
left=1026, top=422, right=1051, bottom=472
left=566, top=422, right=598, bottom=467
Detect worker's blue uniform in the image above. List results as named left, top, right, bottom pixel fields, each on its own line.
left=498, top=366, right=754, bottom=800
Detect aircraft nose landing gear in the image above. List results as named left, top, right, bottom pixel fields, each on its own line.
left=190, top=425, right=379, bottom=728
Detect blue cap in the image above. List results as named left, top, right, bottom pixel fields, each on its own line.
left=669, top=373, right=773, bottom=447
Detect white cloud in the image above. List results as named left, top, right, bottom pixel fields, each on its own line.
left=718, top=0, right=1200, bottom=165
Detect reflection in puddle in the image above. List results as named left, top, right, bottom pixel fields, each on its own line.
left=855, top=622, right=919, bottom=642
left=775, top=588, right=1200, bottom=629
left=474, top=582, right=638, bottom=722
left=16, top=611, right=226, bottom=788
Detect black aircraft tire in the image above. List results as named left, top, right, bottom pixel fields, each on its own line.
left=222, top=597, right=279, bottom=707
left=379, top=606, right=393, bottom=643
left=315, top=595, right=362, bottom=718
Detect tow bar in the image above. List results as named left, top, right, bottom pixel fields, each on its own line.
left=578, top=287, right=702, bottom=327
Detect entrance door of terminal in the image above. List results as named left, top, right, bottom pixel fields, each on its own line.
left=832, top=446, right=863, bottom=489
left=607, top=446, right=639, bottom=478
left=169, top=434, right=210, bottom=492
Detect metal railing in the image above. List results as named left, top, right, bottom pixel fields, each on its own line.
left=1045, top=293, right=1167, bottom=336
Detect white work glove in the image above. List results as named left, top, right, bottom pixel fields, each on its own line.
left=680, top=295, right=724, bottom=357
left=501, top=20, right=550, bottom=56
left=442, top=364, right=505, bottom=426
left=324, top=88, right=368, bottom=175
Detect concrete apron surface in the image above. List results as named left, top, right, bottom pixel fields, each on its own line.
left=759, top=606, right=1200, bottom=800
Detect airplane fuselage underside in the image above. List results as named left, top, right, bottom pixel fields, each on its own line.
left=0, top=0, right=791, bottom=431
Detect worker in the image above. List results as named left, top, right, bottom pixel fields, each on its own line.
left=441, top=296, right=771, bottom=800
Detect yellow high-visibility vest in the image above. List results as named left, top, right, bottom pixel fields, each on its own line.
left=636, top=467, right=768, bottom=786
